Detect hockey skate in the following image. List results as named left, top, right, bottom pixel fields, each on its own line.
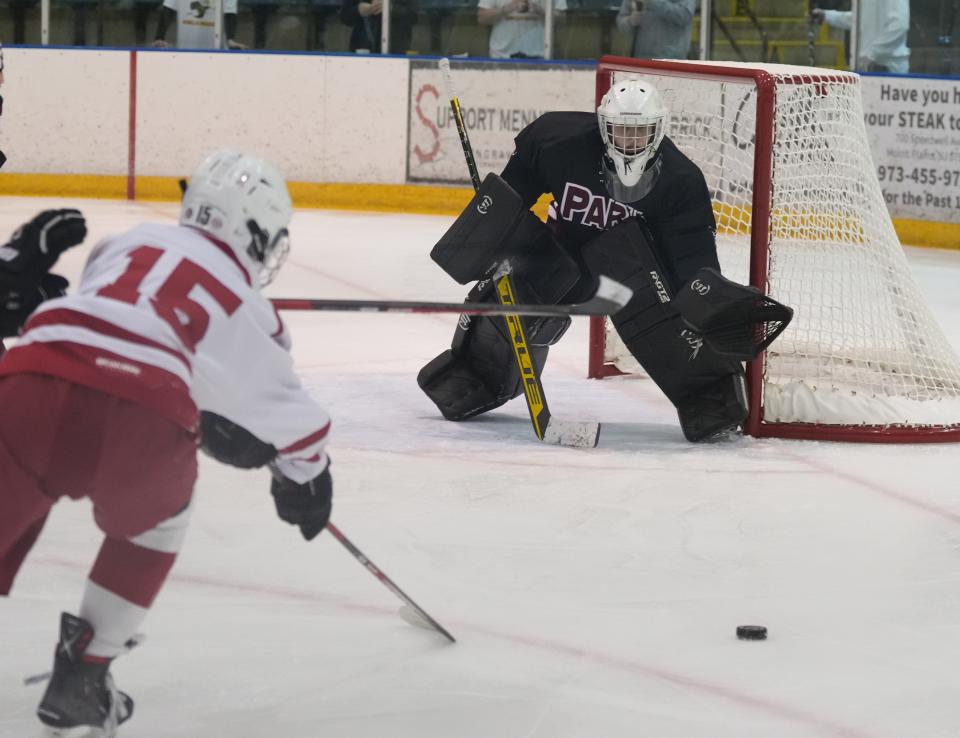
left=36, top=613, right=134, bottom=738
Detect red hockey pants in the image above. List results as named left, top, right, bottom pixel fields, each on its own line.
left=0, top=374, right=197, bottom=594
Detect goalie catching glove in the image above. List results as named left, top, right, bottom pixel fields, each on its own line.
left=672, top=268, right=793, bottom=361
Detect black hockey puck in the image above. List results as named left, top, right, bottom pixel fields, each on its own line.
left=736, top=625, right=767, bottom=641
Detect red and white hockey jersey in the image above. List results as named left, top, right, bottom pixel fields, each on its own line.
left=0, top=223, right=329, bottom=483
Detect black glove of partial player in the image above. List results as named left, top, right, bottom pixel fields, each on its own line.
left=0, top=209, right=87, bottom=338
left=0, top=209, right=87, bottom=281
left=270, top=462, right=333, bottom=541
left=199, top=411, right=278, bottom=469
left=0, top=272, right=69, bottom=338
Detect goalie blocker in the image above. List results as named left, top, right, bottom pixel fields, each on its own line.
left=419, top=174, right=584, bottom=421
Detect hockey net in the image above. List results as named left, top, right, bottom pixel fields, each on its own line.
left=590, top=57, right=960, bottom=442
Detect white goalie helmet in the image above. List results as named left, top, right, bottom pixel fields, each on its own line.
left=597, top=79, right=667, bottom=188
left=181, top=149, right=293, bottom=287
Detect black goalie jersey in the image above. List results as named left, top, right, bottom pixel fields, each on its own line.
left=500, top=111, right=720, bottom=290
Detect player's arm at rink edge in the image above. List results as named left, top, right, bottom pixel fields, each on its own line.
left=198, top=409, right=332, bottom=542
left=193, top=303, right=333, bottom=540
left=192, top=296, right=330, bottom=486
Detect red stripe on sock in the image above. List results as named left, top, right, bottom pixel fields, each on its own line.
left=89, top=537, right=177, bottom=609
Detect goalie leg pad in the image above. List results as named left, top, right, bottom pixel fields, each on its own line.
left=420, top=215, right=583, bottom=421
left=419, top=263, right=571, bottom=421
left=583, top=219, right=747, bottom=440
left=676, top=369, right=748, bottom=442
left=581, top=218, right=675, bottom=307
left=417, top=337, right=550, bottom=422
left=516, top=314, right=570, bottom=347
left=418, top=349, right=513, bottom=421
left=611, top=307, right=741, bottom=398
left=582, top=219, right=724, bottom=395
left=459, top=277, right=572, bottom=351
left=613, top=309, right=747, bottom=440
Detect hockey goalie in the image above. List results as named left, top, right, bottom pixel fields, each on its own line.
left=418, top=79, right=792, bottom=442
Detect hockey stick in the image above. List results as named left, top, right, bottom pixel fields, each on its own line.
left=439, top=57, right=602, bottom=448
left=440, top=57, right=481, bottom=191
left=326, top=522, right=456, bottom=644
left=270, top=274, right=631, bottom=318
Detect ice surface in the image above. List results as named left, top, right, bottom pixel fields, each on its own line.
left=1, top=197, right=959, bottom=738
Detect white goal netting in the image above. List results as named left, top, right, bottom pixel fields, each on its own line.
left=596, top=60, right=960, bottom=437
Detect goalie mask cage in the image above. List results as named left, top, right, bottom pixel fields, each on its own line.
left=589, top=57, right=960, bottom=442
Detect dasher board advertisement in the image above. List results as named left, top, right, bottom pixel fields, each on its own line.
left=861, top=75, right=960, bottom=224
left=407, top=59, right=594, bottom=185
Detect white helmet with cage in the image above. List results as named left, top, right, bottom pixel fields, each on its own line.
left=597, top=79, right=667, bottom=189
left=180, top=149, right=293, bottom=287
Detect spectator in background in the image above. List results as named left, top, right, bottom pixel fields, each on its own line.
left=616, top=0, right=695, bottom=60
left=477, top=0, right=566, bottom=59
left=811, top=0, right=909, bottom=73
left=341, top=0, right=418, bottom=53
left=153, top=0, right=247, bottom=49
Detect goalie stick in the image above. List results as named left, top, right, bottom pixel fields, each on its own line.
left=327, top=523, right=456, bottom=644
left=270, top=274, right=632, bottom=318
left=439, top=57, right=603, bottom=448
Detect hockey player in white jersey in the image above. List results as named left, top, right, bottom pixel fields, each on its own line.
left=0, top=149, right=331, bottom=737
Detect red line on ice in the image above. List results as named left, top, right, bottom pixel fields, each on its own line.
left=32, top=555, right=878, bottom=738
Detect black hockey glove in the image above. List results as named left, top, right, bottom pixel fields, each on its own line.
left=270, top=462, right=333, bottom=541
left=0, top=273, right=69, bottom=338
left=0, top=209, right=87, bottom=281
left=0, top=210, right=86, bottom=337
left=199, top=411, right=278, bottom=469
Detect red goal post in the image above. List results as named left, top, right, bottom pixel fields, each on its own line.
left=589, top=56, right=960, bottom=442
